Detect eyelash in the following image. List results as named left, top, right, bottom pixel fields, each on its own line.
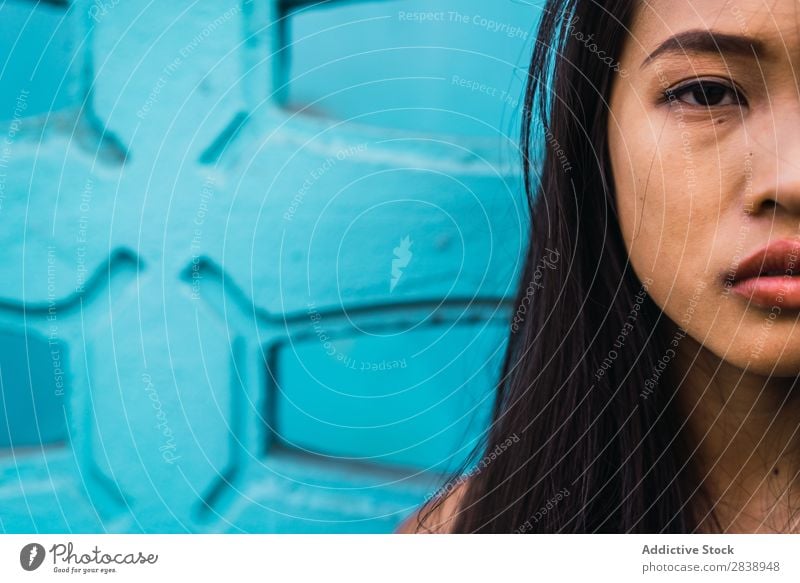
left=661, top=79, right=747, bottom=108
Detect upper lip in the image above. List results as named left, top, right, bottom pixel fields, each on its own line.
left=728, top=238, right=800, bottom=284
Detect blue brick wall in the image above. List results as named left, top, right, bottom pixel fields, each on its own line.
left=0, top=0, right=539, bottom=533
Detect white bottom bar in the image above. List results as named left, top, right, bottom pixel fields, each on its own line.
left=1, top=534, right=798, bottom=582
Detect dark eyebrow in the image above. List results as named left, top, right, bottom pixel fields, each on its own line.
left=640, top=29, right=765, bottom=69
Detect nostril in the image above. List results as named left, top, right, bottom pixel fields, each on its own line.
left=759, top=199, right=778, bottom=213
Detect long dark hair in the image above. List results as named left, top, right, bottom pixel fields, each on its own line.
left=417, top=0, right=720, bottom=533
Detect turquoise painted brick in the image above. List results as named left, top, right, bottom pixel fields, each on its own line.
left=0, top=0, right=540, bottom=533
left=274, top=321, right=505, bottom=472
left=0, top=329, right=67, bottom=449
left=0, top=1, right=81, bottom=119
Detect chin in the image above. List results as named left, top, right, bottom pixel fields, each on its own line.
left=748, top=352, right=800, bottom=378
left=714, top=329, right=800, bottom=377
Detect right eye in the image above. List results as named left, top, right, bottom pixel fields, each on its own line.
left=664, top=79, right=746, bottom=108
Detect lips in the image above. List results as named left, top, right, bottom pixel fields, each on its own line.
left=727, top=238, right=800, bottom=309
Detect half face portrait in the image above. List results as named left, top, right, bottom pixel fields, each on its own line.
left=401, top=0, right=800, bottom=535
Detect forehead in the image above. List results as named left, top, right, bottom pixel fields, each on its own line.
left=628, top=0, right=800, bottom=59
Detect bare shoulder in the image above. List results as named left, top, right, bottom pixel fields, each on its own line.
left=394, top=479, right=470, bottom=534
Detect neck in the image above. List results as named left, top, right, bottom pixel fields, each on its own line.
left=665, top=318, right=800, bottom=533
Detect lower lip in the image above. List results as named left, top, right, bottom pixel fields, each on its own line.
left=730, top=275, right=800, bottom=309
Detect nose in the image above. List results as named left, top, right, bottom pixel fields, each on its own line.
left=745, top=119, right=800, bottom=217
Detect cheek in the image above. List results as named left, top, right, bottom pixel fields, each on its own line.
left=610, top=111, right=730, bottom=352
left=611, top=118, right=727, bottom=299
left=610, top=109, right=800, bottom=375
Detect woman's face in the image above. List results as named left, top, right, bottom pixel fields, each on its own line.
left=609, top=0, right=800, bottom=376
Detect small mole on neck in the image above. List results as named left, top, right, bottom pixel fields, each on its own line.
left=773, top=467, right=779, bottom=476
